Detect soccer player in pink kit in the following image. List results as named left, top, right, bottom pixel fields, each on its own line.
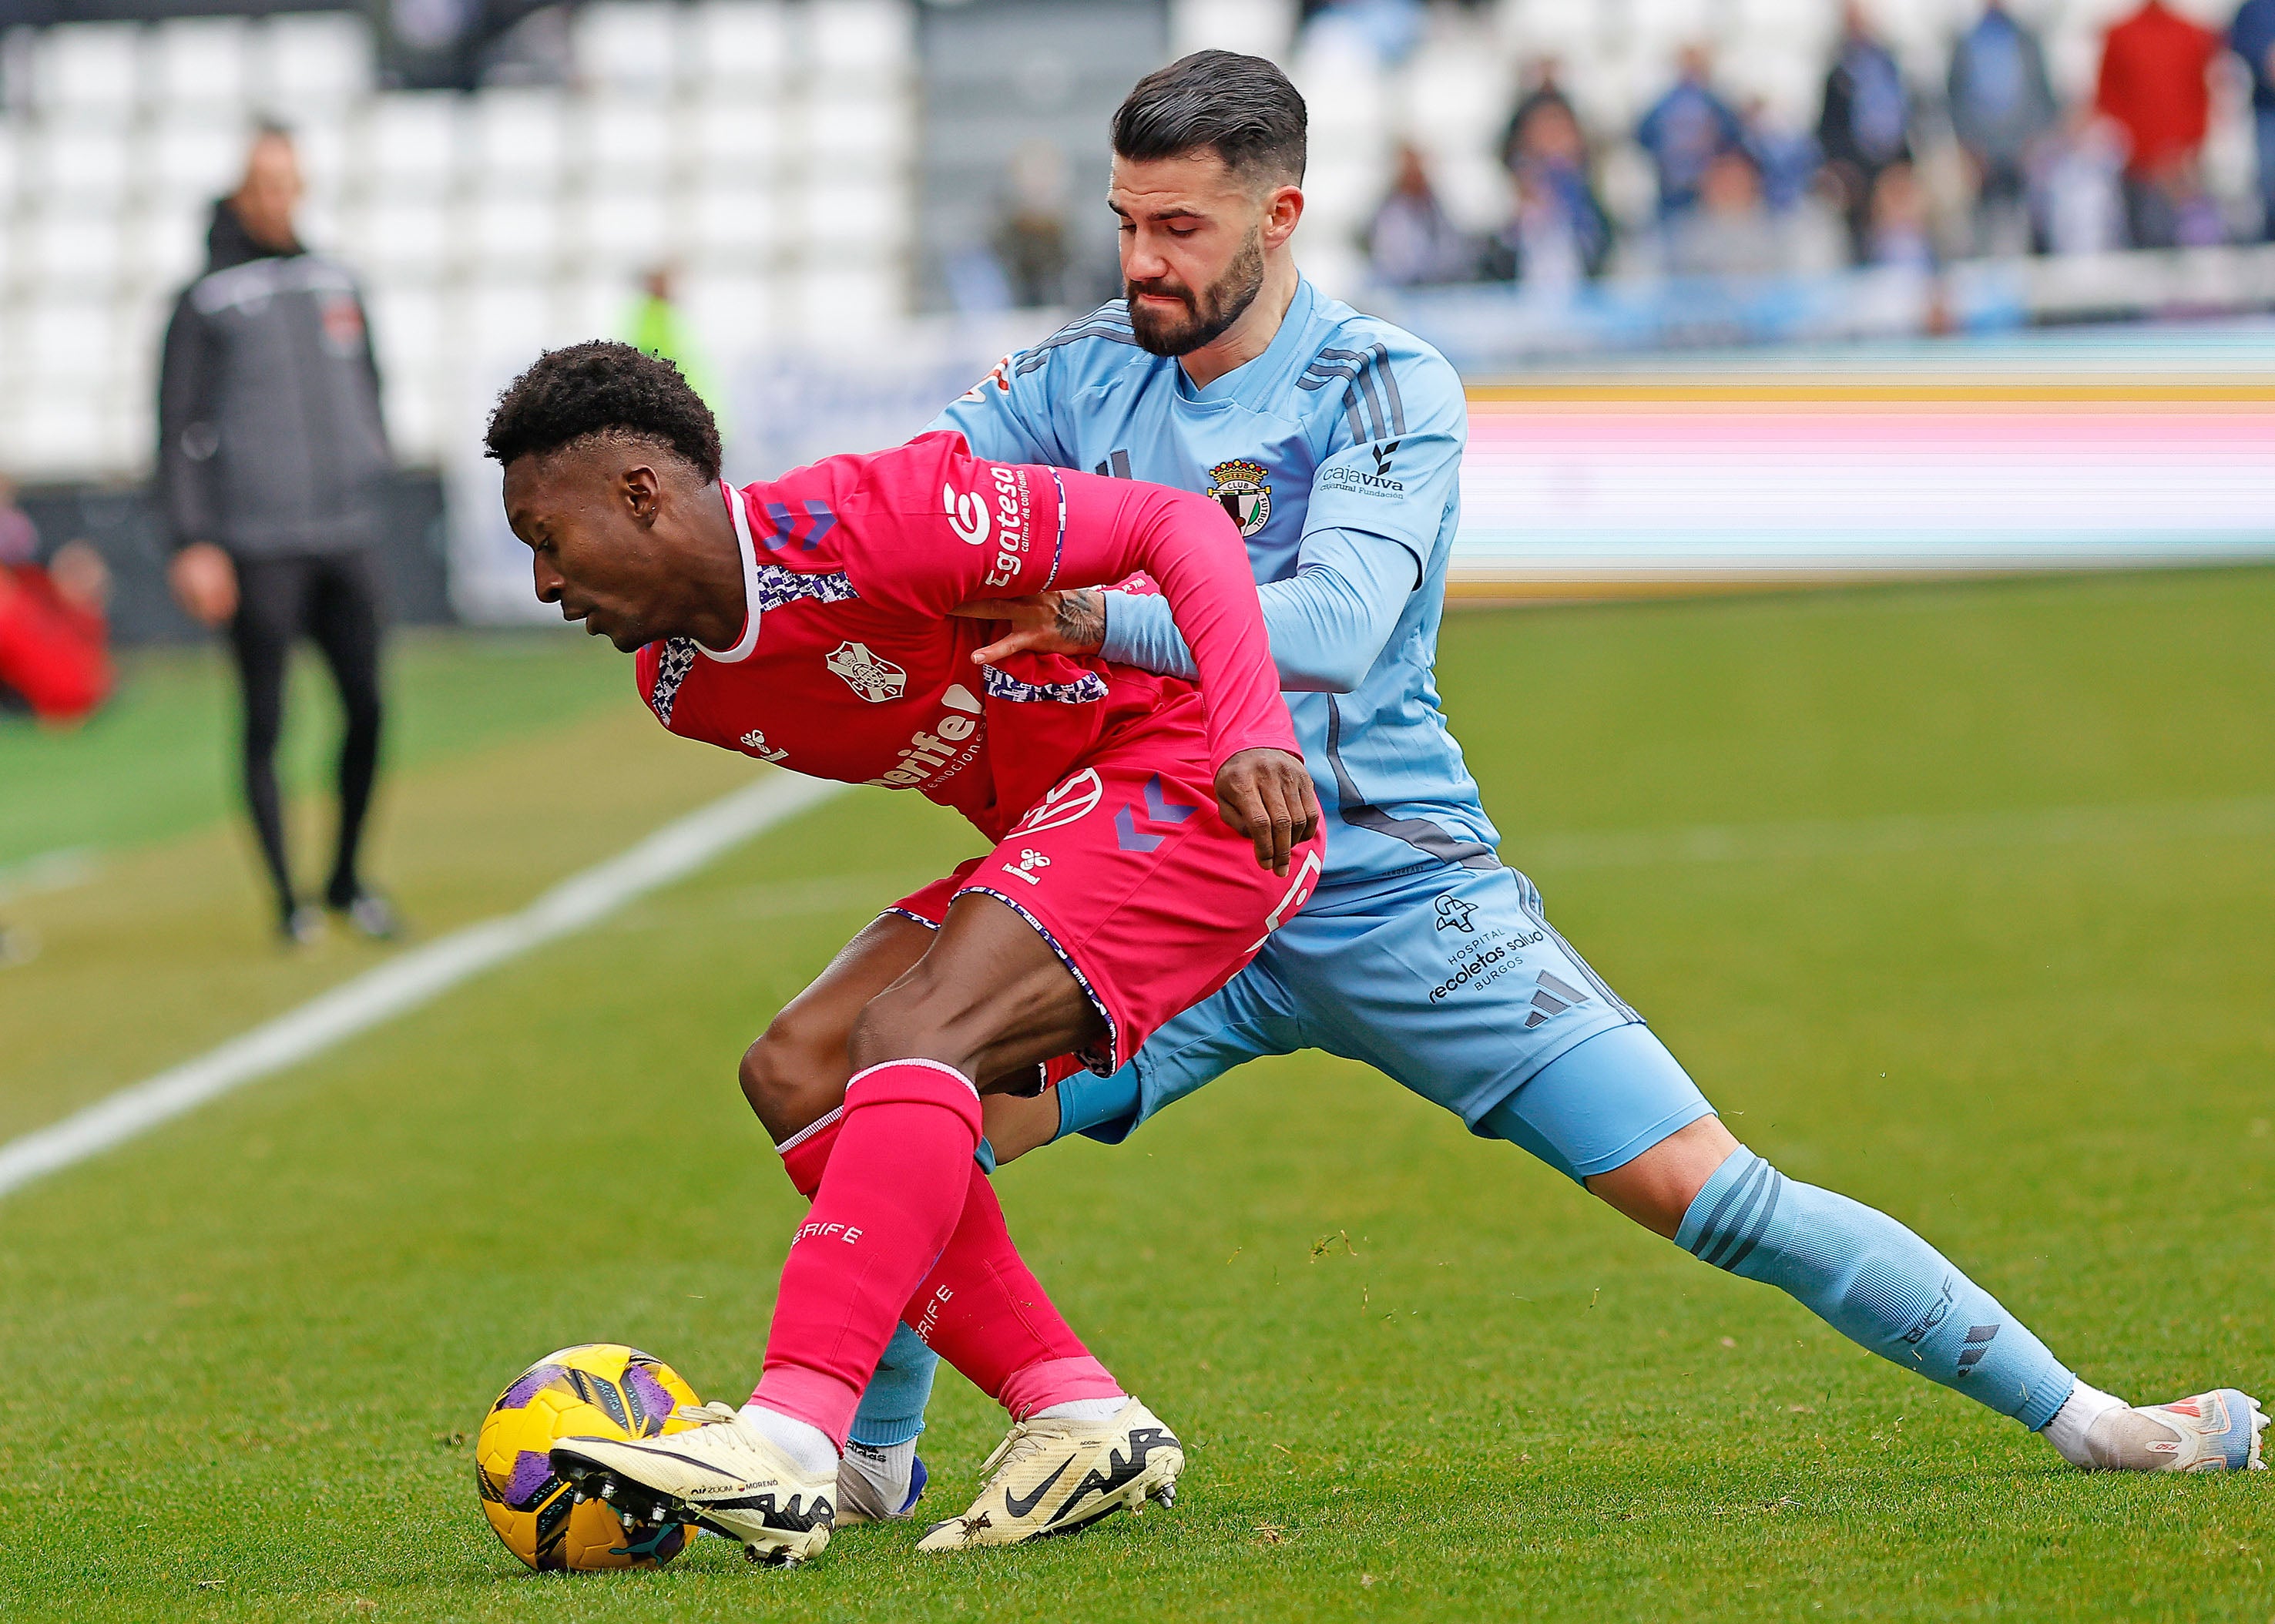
left=482, top=341, right=1323, bottom=1567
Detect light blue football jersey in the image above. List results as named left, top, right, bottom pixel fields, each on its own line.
left=928, top=277, right=1500, bottom=888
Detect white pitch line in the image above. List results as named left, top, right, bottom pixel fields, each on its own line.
left=0, top=772, right=845, bottom=1203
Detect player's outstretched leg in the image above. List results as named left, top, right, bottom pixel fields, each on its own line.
left=1545, top=1027, right=2266, bottom=1472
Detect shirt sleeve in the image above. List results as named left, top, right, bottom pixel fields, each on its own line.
left=847, top=435, right=1295, bottom=772
left=156, top=290, right=222, bottom=549
left=924, top=344, right=1068, bottom=466
left=1100, top=523, right=1418, bottom=695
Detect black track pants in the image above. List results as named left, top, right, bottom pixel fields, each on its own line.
left=224, top=549, right=385, bottom=918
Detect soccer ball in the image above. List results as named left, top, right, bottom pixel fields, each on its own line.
left=475, top=1344, right=702, bottom=1572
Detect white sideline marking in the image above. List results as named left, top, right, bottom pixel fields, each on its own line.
left=0, top=773, right=845, bottom=1203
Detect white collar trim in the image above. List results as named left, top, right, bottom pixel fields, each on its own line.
left=702, top=481, right=764, bottom=664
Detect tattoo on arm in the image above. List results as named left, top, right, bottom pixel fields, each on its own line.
left=1055, top=589, right=1106, bottom=651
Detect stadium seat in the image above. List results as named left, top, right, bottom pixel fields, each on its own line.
left=471, top=89, right=569, bottom=189
left=468, top=190, right=560, bottom=277
left=149, top=17, right=251, bottom=112
left=29, top=23, right=140, bottom=116
left=144, top=112, right=244, bottom=203
left=28, top=212, right=125, bottom=295
left=349, top=193, right=454, bottom=280
left=1170, top=0, right=1297, bottom=59
left=257, top=10, right=377, bottom=111
left=574, top=1, right=685, bottom=91
left=689, top=0, right=791, bottom=83
left=35, top=122, right=132, bottom=209
left=363, top=95, right=462, bottom=196
left=582, top=96, right=677, bottom=184
left=689, top=96, right=783, bottom=186
left=806, top=0, right=914, bottom=79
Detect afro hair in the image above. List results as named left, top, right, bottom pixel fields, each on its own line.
left=483, top=340, right=723, bottom=484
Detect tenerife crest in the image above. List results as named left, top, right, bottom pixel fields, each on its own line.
left=1206, top=458, right=1273, bottom=538
left=824, top=640, right=907, bottom=703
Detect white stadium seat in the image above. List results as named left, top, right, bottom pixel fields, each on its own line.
left=580, top=96, right=676, bottom=183
left=349, top=194, right=454, bottom=279
left=364, top=94, right=462, bottom=195
left=36, top=122, right=132, bottom=206
left=150, top=17, right=251, bottom=112
left=689, top=0, right=790, bottom=85
left=144, top=113, right=245, bottom=206
left=470, top=89, right=569, bottom=188
left=805, top=0, right=913, bottom=77
left=258, top=11, right=376, bottom=109
left=689, top=95, right=781, bottom=185
left=574, top=2, right=684, bottom=92
left=31, top=23, right=139, bottom=116
left=469, top=189, right=561, bottom=277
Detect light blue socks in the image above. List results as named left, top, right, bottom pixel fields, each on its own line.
left=1677, top=1145, right=2075, bottom=1430
left=850, top=1321, right=940, bottom=1451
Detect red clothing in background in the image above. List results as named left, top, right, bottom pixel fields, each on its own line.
left=2096, top=2, right=2223, bottom=174
left=0, top=565, right=112, bottom=723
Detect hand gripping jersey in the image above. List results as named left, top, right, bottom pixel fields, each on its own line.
left=930, top=278, right=1498, bottom=890
left=633, top=431, right=1322, bottom=1069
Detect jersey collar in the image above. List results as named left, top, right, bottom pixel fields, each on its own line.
left=701, top=481, right=764, bottom=664
left=1176, top=276, right=1320, bottom=412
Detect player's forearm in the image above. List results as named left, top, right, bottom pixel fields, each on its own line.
left=1094, top=485, right=1295, bottom=767
left=1101, top=528, right=1417, bottom=696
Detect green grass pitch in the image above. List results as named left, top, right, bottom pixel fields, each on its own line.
left=1, top=569, right=2270, bottom=1620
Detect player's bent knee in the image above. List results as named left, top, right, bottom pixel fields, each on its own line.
left=739, top=1018, right=852, bottom=1142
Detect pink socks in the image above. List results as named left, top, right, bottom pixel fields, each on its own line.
left=761, top=1061, right=1122, bottom=1445
left=906, top=1161, right=1126, bottom=1419
left=753, top=1059, right=982, bottom=1448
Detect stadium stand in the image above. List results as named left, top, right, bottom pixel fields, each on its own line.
left=0, top=0, right=2263, bottom=485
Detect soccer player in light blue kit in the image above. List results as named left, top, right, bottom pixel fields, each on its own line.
left=746, top=52, right=2261, bottom=1538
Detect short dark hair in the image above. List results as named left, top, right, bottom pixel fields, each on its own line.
left=483, top=340, right=721, bottom=485
left=1112, top=50, right=1307, bottom=187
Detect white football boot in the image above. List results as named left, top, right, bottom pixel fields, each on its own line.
left=550, top=1402, right=836, bottom=1565
left=915, top=1398, right=1183, bottom=1552
left=2083, top=1390, right=2268, bottom=1472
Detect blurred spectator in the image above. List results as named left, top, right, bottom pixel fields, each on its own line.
left=1867, top=164, right=1938, bottom=269
left=1948, top=0, right=2061, bottom=257
left=991, top=141, right=1075, bottom=309
left=1498, top=57, right=1579, bottom=176
left=1366, top=143, right=1476, bottom=287
left=2233, top=0, right=2275, bottom=239
left=1299, top=0, right=1425, bottom=65
left=2032, top=109, right=2132, bottom=255
left=1819, top=3, right=1917, bottom=262
left=1488, top=97, right=1612, bottom=288
left=1741, top=96, right=1822, bottom=215
left=2096, top=0, right=2225, bottom=248
left=1636, top=45, right=1746, bottom=222
left=158, top=126, right=397, bottom=948
left=1663, top=147, right=1787, bottom=280
left=626, top=265, right=725, bottom=428
left=0, top=478, right=112, bottom=727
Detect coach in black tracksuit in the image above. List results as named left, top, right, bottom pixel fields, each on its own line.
left=159, top=126, right=396, bottom=945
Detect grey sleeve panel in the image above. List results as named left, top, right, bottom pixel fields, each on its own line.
left=155, top=293, right=221, bottom=549
left=1324, top=696, right=1501, bottom=871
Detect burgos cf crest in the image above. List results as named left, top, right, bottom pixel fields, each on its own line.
left=1206, top=458, right=1272, bottom=538
left=824, top=640, right=907, bottom=703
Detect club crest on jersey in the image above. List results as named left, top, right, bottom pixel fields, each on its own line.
left=1012, top=767, right=1103, bottom=835
left=1206, top=458, right=1273, bottom=538
left=824, top=640, right=907, bottom=703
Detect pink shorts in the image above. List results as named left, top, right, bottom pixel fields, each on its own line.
left=888, top=733, right=1324, bottom=1074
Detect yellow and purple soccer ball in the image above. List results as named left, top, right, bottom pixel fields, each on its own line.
left=475, top=1344, right=702, bottom=1572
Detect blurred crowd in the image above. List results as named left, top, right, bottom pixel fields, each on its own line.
left=1362, top=0, right=2275, bottom=290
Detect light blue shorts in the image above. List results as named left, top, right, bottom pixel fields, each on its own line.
left=1055, top=863, right=1715, bottom=1181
